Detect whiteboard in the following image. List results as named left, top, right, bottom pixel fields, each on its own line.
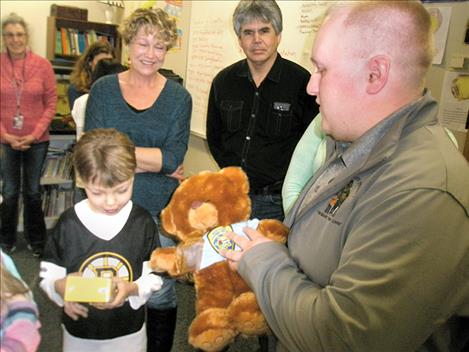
left=185, top=0, right=330, bottom=138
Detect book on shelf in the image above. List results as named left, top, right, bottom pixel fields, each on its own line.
left=56, top=28, right=115, bottom=57
left=17, top=187, right=74, bottom=221
left=60, top=28, right=70, bottom=55
left=42, top=152, right=73, bottom=181
left=51, top=58, right=75, bottom=68
left=42, top=191, right=50, bottom=217
left=68, top=29, right=77, bottom=56
left=47, top=188, right=57, bottom=217
left=56, top=80, right=71, bottom=117
left=43, top=157, right=58, bottom=178
left=77, top=32, right=86, bottom=54
left=60, top=27, right=69, bottom=56
left=88, top=29, right=98, bottom=45
left=58, top=153, right=73, bottom=179
left=55, top=29, right=62, bottom=55
left=42, top=187, right=75, bottom=218
left=56, top=190, right=66, bottom=217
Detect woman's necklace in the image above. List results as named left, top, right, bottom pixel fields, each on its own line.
left=8, top=51, right=27, bottom=130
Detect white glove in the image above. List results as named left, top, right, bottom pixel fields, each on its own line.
left=128, top=263, right=164, bottom=309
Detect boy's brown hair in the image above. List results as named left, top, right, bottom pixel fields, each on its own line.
left=73, top=128, right=136, bottom=188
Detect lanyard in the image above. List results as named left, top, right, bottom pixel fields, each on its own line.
left=8, top=52, right=26, bottom=115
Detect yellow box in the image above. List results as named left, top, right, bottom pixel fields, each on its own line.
left=64, top=276, right=113, bottom=303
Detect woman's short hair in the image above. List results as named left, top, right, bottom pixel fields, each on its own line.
left=120, top=8, right=177, bottom=50
left=70, top=41, right=115, bottom=92
left=73, top=128, right=136, bottom=188
left=233, top=0, right=282, bottom=37
left=1, top=12, right=28, bottom=37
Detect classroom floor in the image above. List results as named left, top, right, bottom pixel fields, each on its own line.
left=9, top=232, right=261, bottom=352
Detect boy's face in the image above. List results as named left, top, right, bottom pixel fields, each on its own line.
left=84, top=178, right=134, bottom=215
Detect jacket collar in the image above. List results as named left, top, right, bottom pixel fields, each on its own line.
left=337, top=90, right=438, bottom=172
left=286, top=90, right=439, bottom=226
left=236, top=52, right=283, bottom=83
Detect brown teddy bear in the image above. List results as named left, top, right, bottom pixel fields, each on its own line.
left=150, top=166, right=289, bottom=352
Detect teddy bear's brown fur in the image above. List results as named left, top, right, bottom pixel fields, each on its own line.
left=150, top=167, right=288, bottom=351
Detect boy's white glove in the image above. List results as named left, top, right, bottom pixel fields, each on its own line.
left=128, top=262, right=164, bottom=309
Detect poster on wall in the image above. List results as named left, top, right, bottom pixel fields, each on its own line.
left=437, top=70, right=469, bottom=132
left=423, top=5, right=452, bottom=65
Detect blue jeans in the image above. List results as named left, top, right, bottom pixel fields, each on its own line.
left=146, top=216, right=177, bottom=309
left=0, top=142, right=49, bottom=247
left=250, top=193, right=284, bottom=221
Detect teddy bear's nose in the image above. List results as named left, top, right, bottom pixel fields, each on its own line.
left=191, top=201, right=203, bottom=209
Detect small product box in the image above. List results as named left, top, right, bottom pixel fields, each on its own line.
left=64, top=276, right=113, bottom=303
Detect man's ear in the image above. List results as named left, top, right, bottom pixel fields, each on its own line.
left=277, top=32, right=282, bottom=44
left=366, top=55, right=390, bottom=94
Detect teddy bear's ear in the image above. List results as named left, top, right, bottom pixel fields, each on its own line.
left=161, top=207, right=176, bottom=235
left=220, top=167, right=249, bottom=194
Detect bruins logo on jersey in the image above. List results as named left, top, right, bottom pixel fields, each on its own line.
left=79, top=252, right=133, bottom=282
left=207, top=226, right=235, bottom=254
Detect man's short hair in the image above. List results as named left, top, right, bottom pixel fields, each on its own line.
left=73, top=128, right=136, bottom=188
left=233, top=0, right=282, bottom=36
left=329, top=0, right=434, bottom=89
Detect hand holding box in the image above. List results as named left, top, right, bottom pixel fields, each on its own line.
left=64, top=276, right=113, bottom=303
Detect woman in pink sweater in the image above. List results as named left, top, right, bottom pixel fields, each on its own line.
left=0, top=13, right=57, bottom=257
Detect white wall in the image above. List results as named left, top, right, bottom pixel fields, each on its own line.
left=0, top=0, right=125, bottom=57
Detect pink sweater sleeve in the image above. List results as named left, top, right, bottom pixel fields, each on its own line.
left=0, top=300, right=41, bottom=352
left=31, top=57, right=57, bottom=140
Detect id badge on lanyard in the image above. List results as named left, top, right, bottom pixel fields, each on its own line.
left=13, top=112, right=24, bottom=130
left=11, top=57, right=25, bottom=130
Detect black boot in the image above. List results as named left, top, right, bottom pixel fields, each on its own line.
left=147, top=307, right=177, bottom=352
left=23, top=196, right=46, bottom=257
left=0, top=197, right=19, bottom=251
left=258, top=335, right=269, bottom=352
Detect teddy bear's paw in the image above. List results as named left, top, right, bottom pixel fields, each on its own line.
left=228, top=292, right=269, bottom=336
left=150, top=247, right=177, bottom=274
left=189, top=308, right=237, bottom=351
left=258, top=219, right=289, bottom=244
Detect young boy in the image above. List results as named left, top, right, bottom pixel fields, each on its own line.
left=39, top=128, right=163, bottom=352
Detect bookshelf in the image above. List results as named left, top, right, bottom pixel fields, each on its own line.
left=46, top=16, right=122, bottom=65
left=39, top=134, right=75, bottom=230
left=17, top=186, right=76, bottom=232
left=9, top=130, right=76, bottom=233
